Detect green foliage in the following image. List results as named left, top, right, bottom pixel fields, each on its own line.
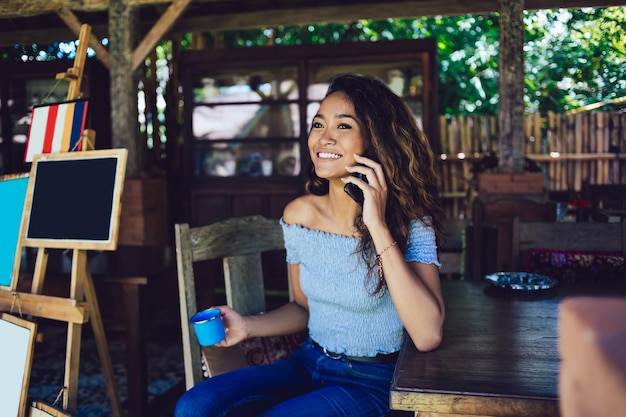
left=524, top=8, right=626, bottom=112
left=412, top=15, right=501, bottom=114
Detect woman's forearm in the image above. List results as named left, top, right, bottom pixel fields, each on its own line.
left=244, top=301, right=309, bottom=339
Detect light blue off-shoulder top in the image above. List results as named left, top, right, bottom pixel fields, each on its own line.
left=280, top=218, right=440, bottom=357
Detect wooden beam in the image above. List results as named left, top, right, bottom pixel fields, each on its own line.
left=173, top=0, right=626, bottom=33
left=0, top=0, right=217, bottom=17
left=498, top=0, right=526, bottom=174
left=0, top=291, right=89, bottom=323
left=56, top=7, right=111, bottom=68
left=131, top=0, right=191, bottom=71
left=1, top=0, right=624, bottom=47
left=109, top=0, right=140, bottom=176
left=0, top=0, right=66, bottom=18
left=1, top=0, right=624, bottom=19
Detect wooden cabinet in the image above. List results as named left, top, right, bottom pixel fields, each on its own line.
left=181, top=39, right=439, bottom=225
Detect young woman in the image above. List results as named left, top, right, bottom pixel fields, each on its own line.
left=175, top=73, right=446, bottom=417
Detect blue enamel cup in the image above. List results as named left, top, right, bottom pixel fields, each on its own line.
left=190, top=308, right=226, bottom=346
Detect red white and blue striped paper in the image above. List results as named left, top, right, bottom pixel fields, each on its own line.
left=24, top=99, right=89, bottom=162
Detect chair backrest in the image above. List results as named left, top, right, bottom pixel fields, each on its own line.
left=511, top=217, right=626, bottom=271
left=175, top=215, right=287, bottom=389
left=467, top=197, right=554, bottom=279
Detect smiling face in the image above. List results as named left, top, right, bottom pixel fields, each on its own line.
left=308, top=91, right=367, bottom=180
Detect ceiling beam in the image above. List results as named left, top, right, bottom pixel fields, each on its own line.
left=0, top=0, right=624, bottom=19
left=175, top=0, right=626, bottom=33
left=56, top=7, right=111, bottom=68
left=0, top=0, right=624, bottom=47
left=0, top=0, right=218, bottom=18
left=131, top=0, right=191, bottom=70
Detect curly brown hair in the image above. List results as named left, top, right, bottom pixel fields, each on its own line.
left=305, top=73, right=445, bottom=295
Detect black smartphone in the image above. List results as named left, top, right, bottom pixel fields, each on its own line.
left=344, top=172, right=368, bottom=206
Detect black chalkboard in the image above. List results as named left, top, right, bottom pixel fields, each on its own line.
left=21, top=149, right=128, bottom=250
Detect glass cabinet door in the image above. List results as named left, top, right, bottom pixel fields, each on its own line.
left=189, top=66, right=301, bottom=177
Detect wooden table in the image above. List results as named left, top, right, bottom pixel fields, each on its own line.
left=390, top=279, right=561, bottom=417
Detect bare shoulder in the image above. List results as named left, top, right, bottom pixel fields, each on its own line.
left=283, top=194, right=323, bottom=226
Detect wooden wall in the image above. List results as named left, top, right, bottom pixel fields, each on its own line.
left=439, top=111, right=626, bottom=218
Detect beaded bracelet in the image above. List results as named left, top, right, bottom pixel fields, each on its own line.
left=375, top=240, right=397, bottom=280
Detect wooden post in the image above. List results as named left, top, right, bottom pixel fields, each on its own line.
left=110, top=0, right=141, bottom=176
left=498, top=0, right=525, bottom=174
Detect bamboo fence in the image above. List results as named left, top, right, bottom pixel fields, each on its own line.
left=438, top=111, right=626, bottom=218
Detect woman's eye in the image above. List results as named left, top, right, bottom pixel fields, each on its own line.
left=312, top=121, right=323, bottom=128
left=338, top=123, right=352, bottom=130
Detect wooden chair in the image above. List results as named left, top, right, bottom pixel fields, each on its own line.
left=511, top=217, right=626, bottom=271
left=175, top=215, right=306, bottom=390
left=467, top=197, right=554, bottom=279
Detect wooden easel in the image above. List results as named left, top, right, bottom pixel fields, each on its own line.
left=0, top=24, right=123, bottom=417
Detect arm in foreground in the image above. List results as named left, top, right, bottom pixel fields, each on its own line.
left=368, top=218, right=445, bottom=352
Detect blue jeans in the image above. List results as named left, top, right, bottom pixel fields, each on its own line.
left=174, top=339, right=399, bottom=417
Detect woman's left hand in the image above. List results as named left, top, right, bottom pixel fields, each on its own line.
left=344, top=154, right=388, bottom=229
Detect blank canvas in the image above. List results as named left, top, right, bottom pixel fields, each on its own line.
left=0, top=174, right=29, bottom=289
left=0, top=313, right=37, bottom=417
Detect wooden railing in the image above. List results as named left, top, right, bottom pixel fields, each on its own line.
left=438, top=111, right=626, bottom=218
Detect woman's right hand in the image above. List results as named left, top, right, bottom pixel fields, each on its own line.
left=212, top=305, right=249, bottom=347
